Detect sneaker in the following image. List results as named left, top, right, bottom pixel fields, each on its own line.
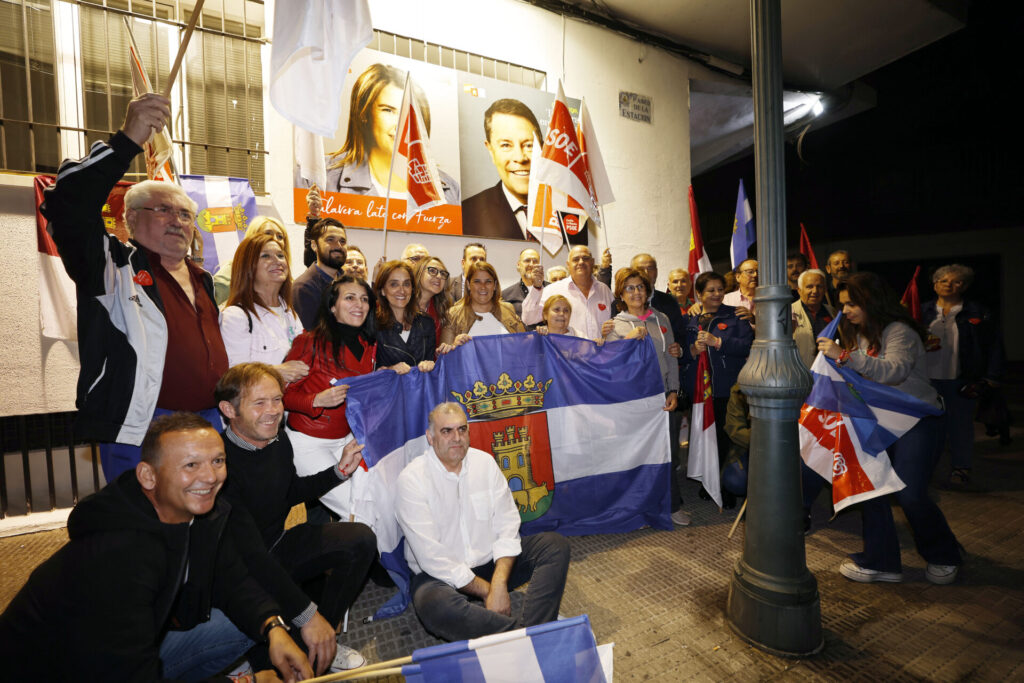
left=225, top=660, right=255, bottom=683
left=671, top=509, right=692, bottom=526
left=839, top=560, right=903, bottom=583
left=330, top=643, right=366, bottom=672
left=949, top=468, right=971, bottom=487
left=925, top=564, right=959, bottom=585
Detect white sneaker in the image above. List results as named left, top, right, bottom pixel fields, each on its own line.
left=330, top=642, right=366, bottom=672
left=925, top=564, right=959, bottom=585
left=671, top=510, right=692, bottom=526
left=839, top=560, right=903, bottom=583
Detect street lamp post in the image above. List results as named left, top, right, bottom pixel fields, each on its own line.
left=725, top=0, right=824, bottom=657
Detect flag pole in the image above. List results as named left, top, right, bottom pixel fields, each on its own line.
left=163, top=0, right=205, bottom=98
left=379, top=74, right=409, bottom=261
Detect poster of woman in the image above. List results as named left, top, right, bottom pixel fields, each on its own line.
left=293, top=51, right=462, bottom=234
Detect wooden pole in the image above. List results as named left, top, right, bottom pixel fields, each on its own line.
left=163, top=0, right=206, bottom=98
left=727, top=498, right=748, bottom=539
left=304, top=657, right=412, bottom=683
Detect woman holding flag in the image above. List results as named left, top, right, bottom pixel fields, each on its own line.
left=681, top=272, right=754, bottom=509
left=817, top=272, right=962, bottom=585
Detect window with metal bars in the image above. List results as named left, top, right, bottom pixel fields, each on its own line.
left=0, top=0, right=267, bottom=190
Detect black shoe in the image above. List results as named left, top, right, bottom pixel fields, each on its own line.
left=722, top=491, right=737, bottom=510
left=699, top=488, right=711, bottom=501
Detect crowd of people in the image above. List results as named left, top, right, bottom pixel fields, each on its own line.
left=0, top=93, right=1008, bottom=681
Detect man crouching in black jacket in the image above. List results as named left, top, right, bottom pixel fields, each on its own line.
left=0, top=413, right=312, bottom=682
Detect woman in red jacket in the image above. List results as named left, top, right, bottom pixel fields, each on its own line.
left=283, top=274, right=379, bottom=522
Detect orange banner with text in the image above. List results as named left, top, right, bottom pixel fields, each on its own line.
left=293, top=188, right=462, bottom=236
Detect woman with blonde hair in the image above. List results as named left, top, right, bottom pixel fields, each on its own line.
left=441, top=261, right=524, bottom=344
left=322, top=63, right=459, bottom=201
left=214, top=215, right=293, bottom=305
left=220, top=232, right=308, bottom=383
left=413, top=256, right=453, bottom=345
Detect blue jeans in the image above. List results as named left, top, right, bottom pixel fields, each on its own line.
left=159, top=609, right=253, bottom=681
left=100, top=407, right=223, bottom=483
left=851, top=415, right=961, bottom=572
left=932, top=378, right=976, bottom=470
left=411, top=532, right=570, bottom=642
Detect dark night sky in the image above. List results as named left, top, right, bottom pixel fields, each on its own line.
left=691, top=2, right=1023, bottom=259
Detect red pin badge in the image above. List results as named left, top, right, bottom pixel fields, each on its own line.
left=133, top=270, right=154, bottom=286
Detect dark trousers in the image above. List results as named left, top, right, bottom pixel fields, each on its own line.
left=411, top=532, right=570, bottom=642
left=669, top=410, right=683, bottom=511
left=932, top=378, right=977, bottom=470
left=852, top=415, right=961, bottom=572
left=271, top=521, right=377, bottom=626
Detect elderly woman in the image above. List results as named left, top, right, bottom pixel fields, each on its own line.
left=282, top=275, right=377, bottom=522
left=922, top=264, right=1004, bottom=486
left=441, top=261, right=525, bottom=343
left=219, top=233, right=308, bottom=383
left=605, top=268, right=686, bottom=524
left=374, top=260, right=436, bottom=372
left=322, top=63, right=459, bottom=201
left=818, top=272, right=961, bottom=585
left=537, top=295, right=584, bottom=337
left=214, top=216, right=292, bottom=305
left=681, top=271, right=754, bottom=509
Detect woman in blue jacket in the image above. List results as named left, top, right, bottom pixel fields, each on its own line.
left=681, top=271, right=754, bottom=506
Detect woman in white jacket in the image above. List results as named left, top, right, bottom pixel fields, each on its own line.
left=220, top=232, right=309, bottom=383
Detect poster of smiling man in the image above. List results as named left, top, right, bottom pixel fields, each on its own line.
left=292, top=50, right=462, bottom=235
left=457, top=72, right=588, bottom=245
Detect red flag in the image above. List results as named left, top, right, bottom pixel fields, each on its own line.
left=799, top=222, right=819, bottom=269
left=687, top=343, right=721, bottom=508
left=394, top=76, right=447, bottom=220
left=901, top=265, right=922, bottom=323
left=687, top=186, right=712, bottom=277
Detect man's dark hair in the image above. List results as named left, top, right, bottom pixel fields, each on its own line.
left=787, top=251, right=809, bottom=268
left=140, top=412, right=215, bottom=466
left=215, top=363, right=285, bottom=422
left=309, top=217, right=346, bottom=243
left=483, top=99, right=541, bottom=142
left=463, top=242, right=486, bottom=259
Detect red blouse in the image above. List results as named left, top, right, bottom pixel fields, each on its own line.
left=283, top=331, right=376, bottom=439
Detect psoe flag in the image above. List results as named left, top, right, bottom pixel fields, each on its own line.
left=402, top=616, right=610, bottom=683
left=343, top=333, right=673, bottom=616
left=798, top=314, right=943, bottom=513
left=730, top=178, right=755, bottom=269
left=394, top=75, right=448, bottom=221
left=178, top=175, right=258, bottom=276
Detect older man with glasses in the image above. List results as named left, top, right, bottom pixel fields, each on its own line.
left=723, top=258, right=758, bottom=324
left=42, top=93, right=229, bottom=482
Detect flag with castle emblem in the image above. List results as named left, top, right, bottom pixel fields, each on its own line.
left=178, top=175, right=258, bottom=275
left=342, top=333, right=673, bottom=618
left=799, top=313, right=943, bottom=512
left=687, top=345, right=721, bottom=508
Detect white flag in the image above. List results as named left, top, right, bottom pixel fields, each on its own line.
left=270, top=0, right=373, bottom=138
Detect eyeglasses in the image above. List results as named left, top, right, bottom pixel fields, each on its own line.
left=136, top=205, right=196, bottom=223
left=739, top=269, right=758, bottom=276
left=623, top=284, right=646, bottom=293
left=426, top=265, right=450, bottom=280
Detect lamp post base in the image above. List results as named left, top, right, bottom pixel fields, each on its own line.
left=727, top=560, right=824, bottom=657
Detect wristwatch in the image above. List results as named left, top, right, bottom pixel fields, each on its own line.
left=261, top=615, right=289, bottom=641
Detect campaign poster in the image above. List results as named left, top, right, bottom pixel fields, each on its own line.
left=292, top=50, right=462, bottom=235
left=457, top=73, right=588, bottom=245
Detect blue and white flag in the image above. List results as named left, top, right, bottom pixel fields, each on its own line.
left=798, top=314, right=944, bottom=512
left=401, top=615, right=610, bottom=683
left=730, top=178, right=755, bottom=269
left=178, top=175, right=258, bottom=276
left=344, top=333, right=673, bottom=617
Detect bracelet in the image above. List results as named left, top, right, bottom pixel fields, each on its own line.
left=837, top=349, right=850, bottom=365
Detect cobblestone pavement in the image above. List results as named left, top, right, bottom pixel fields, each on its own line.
left=2, top=403, right=1021, bottom=681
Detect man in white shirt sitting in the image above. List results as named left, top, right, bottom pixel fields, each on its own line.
left=395, top=402, right=570, bottom=641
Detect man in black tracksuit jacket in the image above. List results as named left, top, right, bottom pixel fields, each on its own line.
left=0, top=413, right=312, bottom=682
